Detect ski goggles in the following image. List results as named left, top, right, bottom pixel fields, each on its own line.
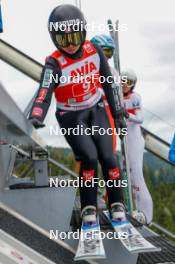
left=122, top=79, right=134, bottom=89
left=55, top=32, right=84, bottom=48
left=126, top=79, right=134, bottom=87
left=102, top=48, right=114, bottom=59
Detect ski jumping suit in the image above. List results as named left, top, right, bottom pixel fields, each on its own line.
left=169, top=134, right=175, bottom=164
left=29, top=40, right=124, bottom=210
left=124, top=91, right=153, bottom=223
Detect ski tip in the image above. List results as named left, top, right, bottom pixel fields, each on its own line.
left=132, top=247, right=161, bottom=254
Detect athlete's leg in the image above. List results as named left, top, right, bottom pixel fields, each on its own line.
left=128, top=135, right=153, bottom=223
left=55, top=109, right=98, bottom=210
left=90, top=102, right=124, bottom=206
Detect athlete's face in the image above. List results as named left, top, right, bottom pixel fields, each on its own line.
left=102, top=48, right=114, bottom=60
left=61, top=44, right=81, bottom=54
left=122, top=83, right=131, bottom=94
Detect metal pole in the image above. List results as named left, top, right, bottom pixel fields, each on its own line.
left=75, top=0, right=82, bottom=9
left=152, top=222, right=175, bottom=240
left=79, top=0, right=82, bottom=10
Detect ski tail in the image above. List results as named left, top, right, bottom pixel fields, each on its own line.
left=74, top=216, right=106, bottom=261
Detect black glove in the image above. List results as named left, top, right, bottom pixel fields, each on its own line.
left=115, top=118, right=127, bottom=139
left=115, top=118, right=127, bottom=131
left=29, top=118, right=45, bottom=129
left=123, top=108, right=129, bottom=119
left=114, top=115, right=127, bottom=140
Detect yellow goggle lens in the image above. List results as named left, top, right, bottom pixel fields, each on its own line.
left=102, top=48, right=114, bottom=58
left=56, top=32, right=83, bottom=47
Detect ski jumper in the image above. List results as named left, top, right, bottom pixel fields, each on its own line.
left=29, top=40, right=124, bottom=210
left=124, top=91, right=153, bottom=224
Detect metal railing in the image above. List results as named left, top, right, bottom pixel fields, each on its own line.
left=151, top=222, right=175, bottom=240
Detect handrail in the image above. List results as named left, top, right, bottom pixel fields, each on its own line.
left=0, top=83, right=47, bottom=151
left=0, top=39, right=42, bottom=81
left=48, top=158, right=78, bottom=178
left=151, top=222, right=175, bottom=240
left=142, top=127, right=171, bottom=164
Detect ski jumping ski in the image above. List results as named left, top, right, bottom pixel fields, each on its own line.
left=74, top=217, right=106, bottom=261
left=103, top=210, right=160, bottom=254
left=107, top=19, right=133, bottom=215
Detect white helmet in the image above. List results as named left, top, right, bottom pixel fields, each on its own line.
left=121, top=69, right=137, bottom=90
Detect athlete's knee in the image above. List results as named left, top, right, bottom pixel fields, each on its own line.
left=100, top=155, right=117, bottom=168
left=81, top=154, right=98, bottom=168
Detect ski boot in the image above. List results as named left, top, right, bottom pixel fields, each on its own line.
left=110, top=202, right=126, bottom=221
left=81, top=205, right=97, bottom=225
left=132, top=211, right=147, bottom=225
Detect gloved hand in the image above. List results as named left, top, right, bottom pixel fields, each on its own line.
left=29, top=118, right=45, bottom=129
left=113, top=107, right=129, bottom=119
left=114, top=116, right=127, bottom=139
left=123, top=108, right=129, bottom=119
left=114, top=107, right=129, bottom=139
left=115, top=118, right=127, bottom=131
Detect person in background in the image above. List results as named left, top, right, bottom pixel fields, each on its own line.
left=121, top=69, right=153, bottom=225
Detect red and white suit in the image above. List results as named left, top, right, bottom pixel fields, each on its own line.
left=124, top=92, right=153, bottom=224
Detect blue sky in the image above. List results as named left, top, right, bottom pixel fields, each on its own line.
left=1, top=0, right=175, bottom=146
